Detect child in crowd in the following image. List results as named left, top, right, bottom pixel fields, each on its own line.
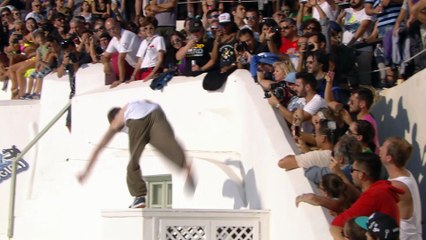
left=25, top=34, right=58, bottom=99
left=130, top=16, right=165, bottom=82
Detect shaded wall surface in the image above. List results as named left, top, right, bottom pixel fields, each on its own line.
left=371, top=69, right=426, bottom=238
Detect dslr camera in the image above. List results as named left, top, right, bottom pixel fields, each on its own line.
left=236, top=41, right=248, bottom=52
left=264, top=81, right=294, bottom=106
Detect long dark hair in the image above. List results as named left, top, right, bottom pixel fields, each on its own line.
left=355, top=119, right=376, bottom=152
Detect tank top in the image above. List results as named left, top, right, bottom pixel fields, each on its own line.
left=389, top=172, right=422, bottom=240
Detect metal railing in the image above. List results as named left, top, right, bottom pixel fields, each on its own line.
left=7, top=101, right=71, bottom=240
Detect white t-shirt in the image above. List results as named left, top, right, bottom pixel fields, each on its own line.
left=136, top=35, right=166, bottom=68
left=312, top=1, right=337, bottom=21
left=295, top=149, right=332, bottom=168
left=106, top=29, right=141, bottom=67
left=301, top=94, right=328, bottom=134
left=121, top=100, right=160, bottom=133
left=342, top=8, right=373, bottom=45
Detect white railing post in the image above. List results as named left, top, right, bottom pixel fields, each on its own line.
left=7, top=101, right=71, bottom=239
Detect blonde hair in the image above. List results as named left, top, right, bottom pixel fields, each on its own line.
left=273, top=60, right=295, bottom=77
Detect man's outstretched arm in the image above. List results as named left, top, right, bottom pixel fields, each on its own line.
left=77, top=107, right=126, bottom=183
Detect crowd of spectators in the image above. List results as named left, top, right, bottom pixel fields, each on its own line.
left=0, top=0, right=424, bottom=238
left=0, top=0, right=425, bottom=99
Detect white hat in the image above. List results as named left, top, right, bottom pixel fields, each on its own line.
left=218, top=13, right=231, bottom=24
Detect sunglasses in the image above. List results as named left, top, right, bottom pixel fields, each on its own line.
left=2, top=13, right=10, bottom=17
left=281, top=26, right=290, bottom=30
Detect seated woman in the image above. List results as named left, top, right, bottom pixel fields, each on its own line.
left=129, top=16, right=166, bottom=82
left=80, top=1, right=93, bottom=24
left=295, top=173, right=358, bottom=215
left=91, top=0, right=111, bottom=19
left=6, top=19, right=38, bottom=99
left=163, top=31, right=185, bottom=74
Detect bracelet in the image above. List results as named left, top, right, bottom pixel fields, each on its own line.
left=275, top=103, right=281, bottom=109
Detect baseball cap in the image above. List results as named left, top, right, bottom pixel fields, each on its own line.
left=189, top=19, right=203, bottom=33
left=284, top=72, right=296, bottom=83
left=258, top=57, right=278, bottom=65
left=218, top=12, right=231, bottom=25
left=355, top=213, right=399, bottom=240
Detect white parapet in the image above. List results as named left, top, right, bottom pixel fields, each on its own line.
left=101, top=209, right=269, bottom=240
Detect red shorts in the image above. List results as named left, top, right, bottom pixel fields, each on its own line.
left=111, top=53, right=135, bottom=80
left=139, top=67, right=154, bottom=80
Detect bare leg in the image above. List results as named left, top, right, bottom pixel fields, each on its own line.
left=16, top=60, right=35, bottom=98
left=26, top=76, right=35, bottom=95
left=34, top=77, right=43, bottom=95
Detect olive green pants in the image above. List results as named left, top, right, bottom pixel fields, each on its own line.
left=126, top=108, right=185, bottom=197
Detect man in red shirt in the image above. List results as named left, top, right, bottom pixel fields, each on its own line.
left=330, top=152, right=403, bottom=240
left=279, top=18, right=299, bottom=55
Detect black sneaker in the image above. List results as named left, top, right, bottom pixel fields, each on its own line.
left=129, top=196, right=146, bottom=208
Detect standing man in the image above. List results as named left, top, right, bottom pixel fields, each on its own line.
left=380, top=137, right=422, bottom=240
left=279, top=18, right=299, bottom=55
left=345, top=87, right=379, bottom=151
left=305, top=51, right=329, bottom=97
left=242, top=9, right=260, bottom=40
left=77, top=100, right=195, bottom=208
left=231, top=3, right=246, bottom=29
left=25, top=0, right=45, bottom=23
left=150, top=0, right=177, bottom=37
left=103, top=18, right=141, bottom=88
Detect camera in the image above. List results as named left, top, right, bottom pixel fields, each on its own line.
left=264, top=81, right=294, bottom=106
left=307, top=43, right=315, bottom=51
left=236, top=41, right=248, bottom=52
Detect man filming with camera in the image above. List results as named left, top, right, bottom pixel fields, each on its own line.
left=267, top=71, right=327, bottom=134
left=235, top=28, right=270, bottom=70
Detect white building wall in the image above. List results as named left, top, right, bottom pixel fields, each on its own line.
left=3, top=65, right=425, bottom=240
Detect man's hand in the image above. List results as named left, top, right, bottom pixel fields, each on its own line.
left=77, top=170, right=89, bottom=184
left=329, top=157, right=342, bottom=174
left=110, top=80, right=123, bottom=88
